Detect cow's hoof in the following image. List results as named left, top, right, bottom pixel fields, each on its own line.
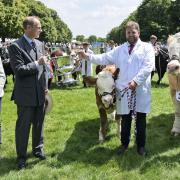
left=99, top=140, right=104, bottom=144
left=174, top=132, right=180, bottom=137
left=171, top=131, right=180, bottom=136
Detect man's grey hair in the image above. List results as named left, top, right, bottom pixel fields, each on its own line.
left=23, top=16, right=40, bottom=29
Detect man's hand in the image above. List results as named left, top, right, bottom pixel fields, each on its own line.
left=128, top=80, right=137, bottom=90
left=45, top=89, right=49, bottom=95
left=37, top=56, right=48, bottom=65
left=77, top=51, right=89, bottom=60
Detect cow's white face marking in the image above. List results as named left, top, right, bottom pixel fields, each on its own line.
left=167, top=33, right=180, bottom=75
left=96, top=71, right=115, bottom=108
left=167, top=60, right=180, bottom=75
left=168, top=33, right=180, bottom=60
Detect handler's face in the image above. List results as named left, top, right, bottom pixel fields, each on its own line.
left=126, top=27, right=140, bottom=45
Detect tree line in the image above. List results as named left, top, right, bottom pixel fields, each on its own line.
left=0, top=0, right=72, bottom=42
left=107, top=0, right=179, bottom=44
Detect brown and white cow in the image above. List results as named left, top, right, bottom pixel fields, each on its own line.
left=84, top=65, right=120, bottom=142
left=167, top=32, right=180, bottom=136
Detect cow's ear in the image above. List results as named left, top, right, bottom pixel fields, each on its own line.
left=95, top=65, right=106, bottom=74
left=113, top=68, right=120, bottom=80
left=83, top=76, right=97, bottom=85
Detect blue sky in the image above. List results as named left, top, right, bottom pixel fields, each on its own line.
left=39, top=0, right=143, bottom=38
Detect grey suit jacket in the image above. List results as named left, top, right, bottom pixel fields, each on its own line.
left=9, top=36, right=46, bottom=106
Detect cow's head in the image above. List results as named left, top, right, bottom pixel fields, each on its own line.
left=84, top=65, right=119, bottom=109
left=167, top=33, right=180, bottom=75
left=97, top=70, right=116, bottom=108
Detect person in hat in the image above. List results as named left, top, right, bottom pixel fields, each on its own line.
left=78, top=21, right=155, bottom=156
left=81, top=42, right=94, bottom=87
left=150, top=35, right=160, bottom=56
left=106, top=40, right=115, bottom=52
left=9, top=16, right=48, bottom=170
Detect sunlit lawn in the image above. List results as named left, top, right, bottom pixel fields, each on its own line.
left=0, top=74, right=180, bottom=180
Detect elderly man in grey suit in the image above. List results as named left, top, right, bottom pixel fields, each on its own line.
left=9, top=16, right=48, bottom=170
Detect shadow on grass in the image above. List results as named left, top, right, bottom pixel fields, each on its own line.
left=49, top=113, right=180, bottom=171
left=49, top=118, right=117, bottom=168
left=151, top=80, right=169, bottom=88
left=0, top=153, right=46, bottom=175
left=0, top=157, right=17, bottom=175
left=116, top=113, right=180, bottom=172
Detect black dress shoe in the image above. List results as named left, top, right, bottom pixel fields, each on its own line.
left=137, top=147, right=146, bottom=156
left=33, top=152, right=46, bottom=160
left=117, top=145, right=128, bottom=155
left=17, top=158, right=26, bottom=170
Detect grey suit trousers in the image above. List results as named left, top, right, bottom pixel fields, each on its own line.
left=15, top=105, right=45, bottom=159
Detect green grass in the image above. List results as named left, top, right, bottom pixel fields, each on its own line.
left=0, top=74, right=180, bottom=180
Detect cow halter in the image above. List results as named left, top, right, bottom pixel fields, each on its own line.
left=169, top=55, right=180, bottom=62
left=100, top=91, right=114, bottom=97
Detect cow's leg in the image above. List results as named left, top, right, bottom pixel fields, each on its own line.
left=151, top=71, right=155, bottom=80
left=107, top=110, right=116, bottom=121
left=98, top=108, right=108, bottom=143
left=157, top=71, right=161, bottom=85
left=160, top=70, right=166, bottom=83
left=171, top=96, right=180, bottom=136
left=115, top=113, right=121, bottom=138
left=157, top=70, right=166, bottom=85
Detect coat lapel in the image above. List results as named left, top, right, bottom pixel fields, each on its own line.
left=35, top=39, right=43, bottom=60
left=21, top=36, right=37, bottom=61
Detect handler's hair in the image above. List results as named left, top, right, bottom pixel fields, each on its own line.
left=23, top=16, right=40, bottom=29
left=126, top=21, right=140, bottom=32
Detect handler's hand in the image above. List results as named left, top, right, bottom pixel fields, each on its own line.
left=128, top=80, right=137, bottom=90
left=45, top=89, right=49, bottom=95
left=38, top=56, right=48, bottom=65
left=77, top=51, right=89, bottom=60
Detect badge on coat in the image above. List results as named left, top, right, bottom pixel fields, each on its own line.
left=176, top=91, right=180, bottom=101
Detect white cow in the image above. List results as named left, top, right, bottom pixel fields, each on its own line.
left=167, top=32, right=180, bottom=136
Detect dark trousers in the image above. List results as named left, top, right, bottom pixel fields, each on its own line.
left=15, top=105, right=45, bottom=159
left=121, top=111, right=146, bottom=148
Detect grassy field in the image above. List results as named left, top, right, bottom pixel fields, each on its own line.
left=0, top=74, right=180, bottom=180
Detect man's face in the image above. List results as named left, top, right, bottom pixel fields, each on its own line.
left=83, top=44, right=88, bottom=50
left=27, top=19, right=42, bottom=39
left=126, top=27, right=140, bottom=44
left=150, top=38, right=156, bottom=44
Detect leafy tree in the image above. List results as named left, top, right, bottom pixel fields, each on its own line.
left=88, top=35, right=97, bottom=43
left=168, top=0, right=180, bottom=33
left=0, top=0, right=72, bottom=42
left=76, top=35, right=85, bottom=42
left=97, top=37, right=106, bottom=42
left=0, top=0, right=29, bottom=41
left=107, top=0, right=178, bottom=43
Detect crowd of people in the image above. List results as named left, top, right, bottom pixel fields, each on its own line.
left=0, top=15, right=171, bottom=170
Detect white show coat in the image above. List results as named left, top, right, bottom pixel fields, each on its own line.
left=88, top=39, right=155, bottom=114
left=81, top=48, right=93, bottom=76
left=0, top=57, right=6, bottom=97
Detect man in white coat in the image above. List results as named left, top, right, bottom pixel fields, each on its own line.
left=0, top=56, right=6, bottom=144
left=81, top=42, right=93, bottom=87
left=78, top=21, right=155, bottom=156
